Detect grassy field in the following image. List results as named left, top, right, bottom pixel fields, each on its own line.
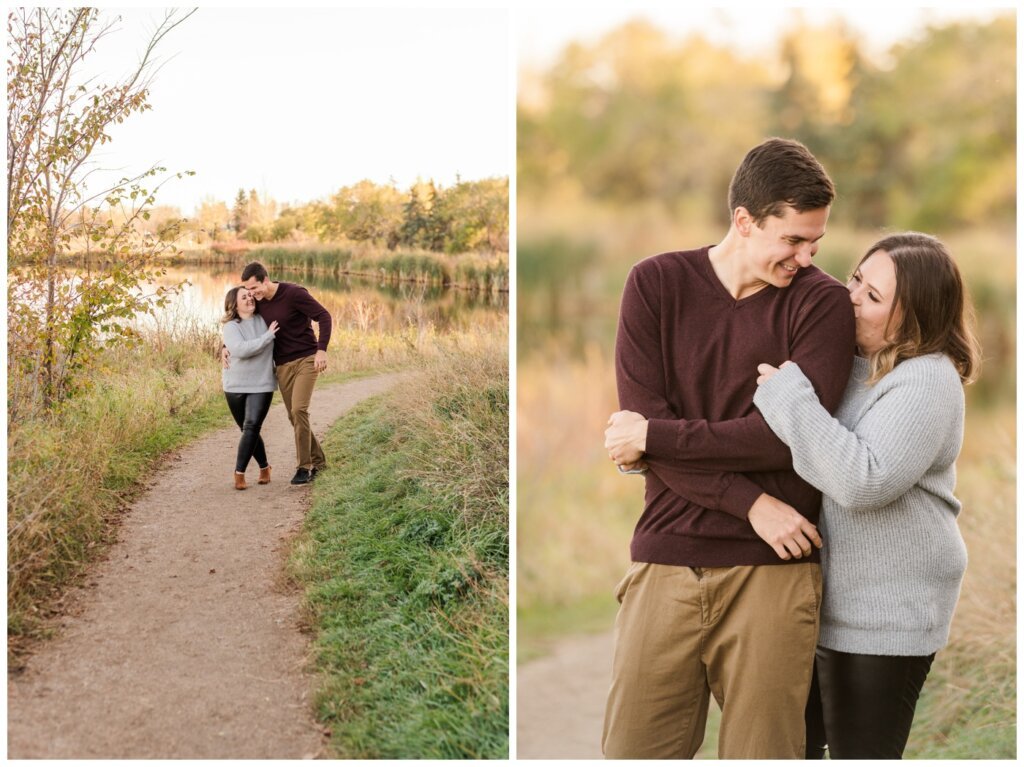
left=288, top=336, right=509, bottom=758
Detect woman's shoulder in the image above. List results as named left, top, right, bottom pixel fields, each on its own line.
left=887, top=353, right=963, bottom=396
left=895, top=352, right=959, bottom=376
left=223, top=315, right=267, bottom=335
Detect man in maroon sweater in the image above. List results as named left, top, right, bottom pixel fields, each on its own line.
left=600, top=139, right=855, bottom=758
left=240, top=262, right=332, bottom=486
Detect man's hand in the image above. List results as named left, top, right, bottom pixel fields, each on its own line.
left=221, top=346, right=231, bottom=370
left=605, top=410, right=648, bottom=465
left=747, top=493, right=822, bottom=561
left=314, top=349, right=327, bottom=373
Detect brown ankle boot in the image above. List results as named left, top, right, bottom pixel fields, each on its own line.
left=234, top=471, right=247, bottom=490
left=258, top=465, right=272, bottom=485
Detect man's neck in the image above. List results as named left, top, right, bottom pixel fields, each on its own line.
left=708, top=231, right=768, bottom=300
left=262, top=280, right=279, bottom=301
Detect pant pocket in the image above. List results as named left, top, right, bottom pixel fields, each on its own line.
left=614, top=561, right=647, bottom=604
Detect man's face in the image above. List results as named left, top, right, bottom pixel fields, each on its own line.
left=744, top=205, right=829, bottom=289
left=241, top=276, right=267, bottom=301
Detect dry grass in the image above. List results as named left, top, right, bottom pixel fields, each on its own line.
left=903, top=404, right=1016, bottom=757
left=8, top=322, right=225, bottom=652
left=516, top=346, right=635, bottom=611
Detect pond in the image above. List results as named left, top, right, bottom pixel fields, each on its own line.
left=139, top=264, right=508, bottom=336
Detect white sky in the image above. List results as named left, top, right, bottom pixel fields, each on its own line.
left=79, top=6, right=510, bottom=214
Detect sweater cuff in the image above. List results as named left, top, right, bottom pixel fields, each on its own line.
left=718, top=476, right=766, bottom=519
left=753, top=362, right=810, bottom=426
left=645, top=418, right=676, bottom=458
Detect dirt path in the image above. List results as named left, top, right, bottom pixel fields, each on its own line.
left=516, top=631, right=613, bottom=759
left=517, top=629, right=720, bottom=760
left=8, top=373, right=402, bottom=759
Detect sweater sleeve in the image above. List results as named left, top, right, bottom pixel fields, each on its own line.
left=223, top=321, right=275, bottom=360
left=295, top=287, right=332, bottom=351
left=616, top=263, right=765, bottom=518
left=753, top=358, right=963, bottom=510
left=644, top=277, right=856, bottom=473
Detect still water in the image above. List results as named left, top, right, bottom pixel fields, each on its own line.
left=141, top=265, right=508, bottom=335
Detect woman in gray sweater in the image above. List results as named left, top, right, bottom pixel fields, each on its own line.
left=222, top=286, right=279, bottom=490
left=752, top=232, right=980, bottom=758
left=605, top=232, right=980, bottom=757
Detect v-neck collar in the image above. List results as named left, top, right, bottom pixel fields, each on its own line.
left=699, top=245, right=777, bottom=307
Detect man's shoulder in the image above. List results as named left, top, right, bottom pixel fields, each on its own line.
left=630, top=246, right=712, bottom=283
left=792, top=264, right=846, bottom=293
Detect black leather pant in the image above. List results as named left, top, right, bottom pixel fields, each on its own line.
left=805, top=646, right=935, bottom=759
left=224, top=391, right=273, bottom=473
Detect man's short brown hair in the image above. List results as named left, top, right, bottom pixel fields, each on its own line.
left=728, top=137, right=835, bottom=225
left=241, top=261, right=269, bottom=282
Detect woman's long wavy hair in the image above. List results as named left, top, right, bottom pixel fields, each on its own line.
left=857, top=232, right=981, bottom=385
left=221, top=286, right=244, bottom=324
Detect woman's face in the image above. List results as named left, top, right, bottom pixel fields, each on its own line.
left=848, top=250, right=897, bottom=356
left=237, top=288, right=256, bottom=315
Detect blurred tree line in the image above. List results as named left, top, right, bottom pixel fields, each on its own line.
left=518, top=15, right=1015, bottom=232
left=140, top=176, right=509, bottom=255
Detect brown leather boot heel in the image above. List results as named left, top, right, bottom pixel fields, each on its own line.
left=234, top=471, right=247, bottom=490
left=258, top=465, right=272, bottom=485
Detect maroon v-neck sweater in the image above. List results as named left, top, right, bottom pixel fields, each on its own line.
left=615, top=246, right=855, bottom=567
left=255, top=281, right=332, bottom=365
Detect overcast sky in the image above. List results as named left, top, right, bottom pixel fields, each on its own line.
left=81, top=6, right=510, bottom=214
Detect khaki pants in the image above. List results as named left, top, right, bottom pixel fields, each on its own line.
left=275, top=355, right=326, bottom=471
left=602, top=562, right=821, bottom=759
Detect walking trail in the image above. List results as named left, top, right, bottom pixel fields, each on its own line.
left=517, top=629, right=717, bottom=759
left=8, top=373, right=402, bottom=759
left=517, top=631, right=613, bottom=759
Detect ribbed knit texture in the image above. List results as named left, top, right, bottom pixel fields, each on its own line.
left=753, top=354, right=967, bottom=655
left=222, top=316, right=277, bottom=393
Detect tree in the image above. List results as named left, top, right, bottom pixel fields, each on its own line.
left=7, top=7, right=195, bottom=412
left=328, top=180, right=404, bottom=247
left=194, top=196, right=230, bottom=243
left=399, top=180, right=432, bottom=249
left=231, top=188, right=248, bottom=233
left=439, top=178, right=509, bottom=254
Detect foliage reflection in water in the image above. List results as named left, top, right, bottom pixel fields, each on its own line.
left=141, top=265, right=508, bottom=336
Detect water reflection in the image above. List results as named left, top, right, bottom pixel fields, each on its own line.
left=143, top=265, right=508, bottom=334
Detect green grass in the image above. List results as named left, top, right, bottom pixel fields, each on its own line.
left=289, top=340, right=508, bottom=758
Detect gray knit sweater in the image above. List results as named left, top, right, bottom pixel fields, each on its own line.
left=222, top=316, right=277, bottom=393
left=753, top=353, right=967, bottom=656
